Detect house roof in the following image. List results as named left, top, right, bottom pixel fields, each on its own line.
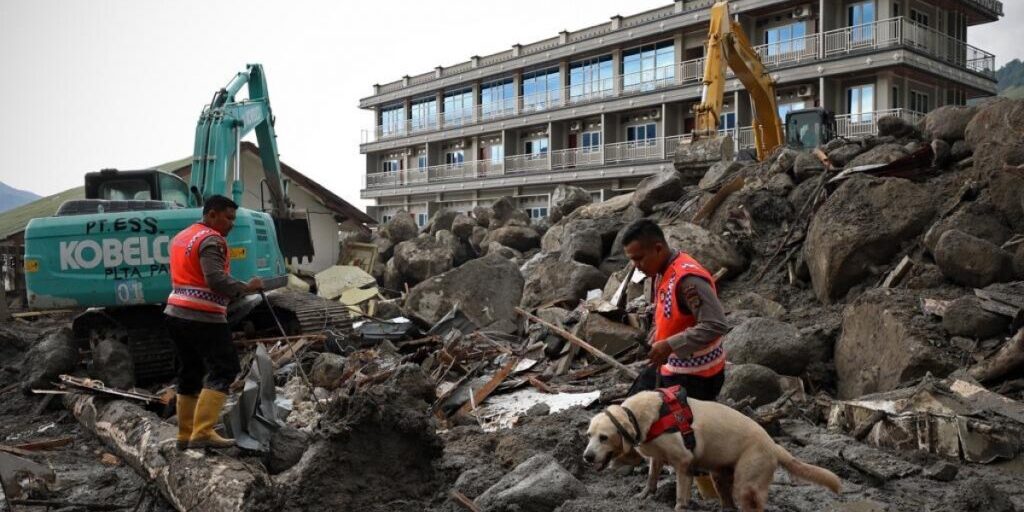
left=0, top=143, right=373, bottom=241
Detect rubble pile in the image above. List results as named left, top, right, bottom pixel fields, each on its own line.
left=4, top=99, right=1024, bottom=511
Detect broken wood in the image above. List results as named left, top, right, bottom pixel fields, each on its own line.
left=921, top=298, right=952, bottom=317
left=455, top=357, right=520, bottom=417
left=516, top=308, right=639, bottom=379
left=0, top=444, right=35, bottom=457
left=10, top=436, right=73, bottom=452
left=969, top=329, right=1024, bottom=384
left=0, top=283, right=9, bottom=322
left=449, top=490, right=482, bottom=512
left=528, top=376, right=554, bottom=394
left=692, top=176, right=744, bottom=225
left=10, top=309, right=73, bottom=318
left=851, top=410, right=887, bottom=441
left=882, top=256, right=914, bottom=288
left=974, top=288, right=1024, bottom=318
left=64, top=393, right=270, bottom=512
left=9, top=499, right=129, bottom=511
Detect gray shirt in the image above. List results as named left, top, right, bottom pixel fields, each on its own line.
left=657, top=272, right=731, bottom=358
left=164, top=235, right=248, bottom=324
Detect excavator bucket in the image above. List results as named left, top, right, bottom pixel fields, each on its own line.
left=672, top=134, right=735, bottom=179
left=273, top=215, right=315, bottom=264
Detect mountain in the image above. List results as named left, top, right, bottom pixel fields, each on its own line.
left=0, top=181, right=41, bottom=214
left=996, top=59, right=1024, bottom=99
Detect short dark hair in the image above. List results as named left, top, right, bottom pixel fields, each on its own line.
left=203, top=195, right=238, bottom=215
left=621, top=219, right=667, bottom=246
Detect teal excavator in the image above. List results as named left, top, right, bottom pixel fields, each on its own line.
left=23, top=64, right=349, bottom=383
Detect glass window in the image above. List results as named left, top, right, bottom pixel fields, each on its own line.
left=909, top=90, right=930, bottom=113
left=481, top=79, right=515, bottom=118
left=765, top=22, right=807, bottom=56
left=488, top=145, right=505, bottom=164
left=381, top=159, right=402, bottom=173
left=626, top=123, right=657, bottom=145
left=410, top=97, right=437, bottom=131
left=569, top=55, right=613, bottom=102
left=849, top=1, right=875, bottom=43
left=522, top=68, right=561, bottom=111
left=581, top=131, right=601, bottom=152
left=445, top=150, right=465, bottom=166
left=524, top=138, right=549, bottom=157
left=847, top=84, right=875, bottom=122
left=443, top=89, right=474, bottom=126
left=777, top=101, right=807, bottom=121
left=622, top=40, right=675, bottom=92
left=417, top=213, right=427, bottom=227
left=98, top=179, right=152, bottom=201
left=909, top=9, right=929, bottom=26
left=158, top=173, right=189, bottom=207
left=380, top=105, right=406, bottom=136
left=381, top=214, right=392, bottom=224
left=417, top=155, right=428, bottom=169
left=719, top=113, right=736, bottom=130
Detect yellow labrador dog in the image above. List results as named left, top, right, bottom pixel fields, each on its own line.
left=583, top=390, right=841, bottom=511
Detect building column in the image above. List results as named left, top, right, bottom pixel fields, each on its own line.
left=513, top=71, right=523, bottom=115
left=612, top=48, right=623, bottom=95
left=559, top=60, right=569, bottom=107
left=435, top=91, right=443, bottom=130
left=819, top=76, right=827, bottom=111
left=600, top=113, right=608, bottom=165
left=547, top=122, right=554, bottom=171
left=673, top=34, right=684, bottom=85
left=403, top=98, right=412, bottom=136
left=471, top=81, right=481, bottom=122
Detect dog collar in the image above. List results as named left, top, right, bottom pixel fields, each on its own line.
left=603, top=405, right=644, bottom=447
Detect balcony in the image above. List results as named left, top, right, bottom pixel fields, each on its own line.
left=835, top=108, right=924, bottom=138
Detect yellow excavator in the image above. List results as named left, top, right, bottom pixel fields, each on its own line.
left=675, top=1, right=834, bottom=172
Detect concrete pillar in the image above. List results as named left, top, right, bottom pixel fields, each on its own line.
left=435, top=91, right=443, bottom=130
left=612, top=48, right=623, bottom=95
left=559, top=60, right=569, bottom=106
left=403, top=98, right=412, bottom=135
left=547, top=122, right=555, bottom=170
left=513, top=71, right=523, bottom=115
left=674, top=34, right=684, bottom=84
left=819, top=76, right=827, bottom=111
left=600, top=113, right=608, bottom=165
left=471, top=81, right=481, bottom=122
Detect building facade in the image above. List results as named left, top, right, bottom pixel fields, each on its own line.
left=359, top=0, right=1002, bottom=225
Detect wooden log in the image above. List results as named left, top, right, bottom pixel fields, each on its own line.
left=454, top=358, right=519, bottom=417
left=968, top=330, right=1024, bottom=384
left=516, top=308, right=639, bottom=379
left=63, top=393, right=270, bottom=512
left=449, top=490, right=482, bottom=512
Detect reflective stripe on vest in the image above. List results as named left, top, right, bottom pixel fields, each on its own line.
left=653, top=252, right=726, bottom=378
left=166, top=223, right=230, bottom=315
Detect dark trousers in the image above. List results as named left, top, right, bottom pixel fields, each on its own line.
left=627, top=365, right=725, bottom=400
left=165, top=316, right=240, bottom=394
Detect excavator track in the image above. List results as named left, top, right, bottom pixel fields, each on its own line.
left=263, top=289, right=353, bottom=337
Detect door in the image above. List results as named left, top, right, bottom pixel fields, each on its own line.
left=849, top=1, right=876, bottom=45
left=847, top=84, right=875, bottom=126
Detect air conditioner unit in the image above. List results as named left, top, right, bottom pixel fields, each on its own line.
left=651, top=110, right=662, bottom=119
left=792, top=4, right=812, bottom=19
left=569, top=121, right=582, bottom=131
left=797, top=84, right=816, bottom=98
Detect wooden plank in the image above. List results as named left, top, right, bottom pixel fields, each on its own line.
left=0, top=444, right=35, bottom=457
left=10, top=309, right=74, bottom=318
left=454, top=357, right=519, bottom=418
left=528, top=376, right=554, bottom=394
left=516, top=308, right=639, bottom=378
left=449, top=490, right=482, bottom=512
left=692, top=176, right=744, bottom=225
left=882, top=256, right=914, bottom=288
left=11, top=437, right=73, bottom=452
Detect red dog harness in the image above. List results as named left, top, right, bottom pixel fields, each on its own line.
left=645, top=385, right=697, bottom=450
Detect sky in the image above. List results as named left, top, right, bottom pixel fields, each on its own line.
left=0, top=0, right=1018, bottom=211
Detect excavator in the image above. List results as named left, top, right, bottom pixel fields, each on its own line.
left=23, top=64, right=350, bottom=383
left=675, top=0, right=835, bottom=172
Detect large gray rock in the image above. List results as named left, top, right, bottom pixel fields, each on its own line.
left=724, top=292, right=786, bottom=319
left=931, top=139, right=952, bottom=168
left=804, top=176, right=934, bottom=303
left=845, top=143, right=909, bottom=169
left=91, top=338, right=134, bottom=390
left=835, top=289, right=958, bottom=399
left=923, top=201, right=1011, bottom=254
left=723, top=318, right=824, bottom=376
left=632, top=170, right=683, bottom=214
left=475, top=453, right=584, bottom=512
left=310, top=353, right=347, bottom=389
left=876, top=116, right=920, bottom=139
left=391, top=234, right=455, bottom=286
left=934, top=230, right=1015, bottom=288
left=469, top=226, right=488, bottom=252
left=659, top=220, right=747, bottom=277
left=266, top=426, right=309, bottom=475
left=1016, top=243, right=1024, bottom=279
left=942, top=296, right=1011, bottom=339
left=562, top=227, right=602, bottom=266
left=427, top=208, right=459, bottom=235
left=379, top=211, right=418, bottom=244
left=720, top=364, right=783, bottom=408
left=370, top=235, right=394, bottom=262
left=699, top=161, right=744, bottom=190
left=436, top=230, right=475, bottom=267
left=551, top=184, right=591, bottom=220
left=382, top=258, right=402, bottom=292
left=950, top=139, right=972, bottom=162
left=965, top=97, right=1024, bottom=172
left=578, top=313, right=644, bottom=356
left=768, top=148, right=799, bottom=176
left=451, top=214, right=476, bottom=240
left=923, top=105, right=978, bottom=142
left=490, top=196, right=530, bottom=228
left=22, top=327, right=78, bottom=391
left=405, top=254, right=524, bottom=333
left=483, top=226, right=541, bottom=253
left=792, top=151, right=825, bottom=183
left=828, top=142, right=867, bottom=167
left=520, top=253, right=606, bottom=309
left=472, top=206, right=491, bottom=228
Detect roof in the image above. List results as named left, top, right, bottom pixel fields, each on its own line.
left=0, top=143, right=374, bottom=240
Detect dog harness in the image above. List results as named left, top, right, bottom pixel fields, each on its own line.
left=603, top=385, right=696, bottom=450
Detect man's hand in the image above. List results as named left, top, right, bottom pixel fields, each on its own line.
left=647, top=342, right=673, bottom=367
left=244, top=277, right=264, bottom=293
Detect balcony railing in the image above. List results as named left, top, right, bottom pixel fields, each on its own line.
left=835, top=108, right=924, bottom=138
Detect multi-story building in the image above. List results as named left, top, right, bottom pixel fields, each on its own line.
left=359, top=0, right=1002, bottom=226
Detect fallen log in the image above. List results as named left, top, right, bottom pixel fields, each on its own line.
left=969, top=329, right=1024, bottom=384
left=516, top=308, right=639, bottom=379
left=63, top=393, right=270, bottom=512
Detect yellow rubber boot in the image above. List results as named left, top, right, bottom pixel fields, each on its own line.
left=695, top=475, right=720, bottom=501
left=188, top=389, right=234, bottom=450
left=175, top=394, right=198, bottom=450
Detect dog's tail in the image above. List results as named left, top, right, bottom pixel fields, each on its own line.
left=773, top=444, right=842, bottom=494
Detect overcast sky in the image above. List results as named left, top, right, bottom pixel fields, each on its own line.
left=0, top=1, right=1018, bottom=210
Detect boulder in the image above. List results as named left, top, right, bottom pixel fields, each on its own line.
left=483, top=226, right=541, bottom=253
left=632, top=170, right=684, bottom=214
left=22, top=327, right=78, bottom=391
left=486, top=242, right=522, bottom=261
left=792, top=151, right=825, bottom=183
left=427, top=208, right=459, bottom=235
left=266, top=426, right=309, bottom=475
left=379, top=211, right=418, bottom=244
left=723, top=292, right=786, bottom=319
left=923, top=105, right=978, bottom=142
left=578, top=313, right=644, bottom=356
left=965, top=97, right=1024, bottom=172
left=451, top=214, right=476, bottom=240
left=1015, top=243, right=1024, bottom=279
left=405, top=254, right=524, bottom=333
left=469, top=226, right=488, bottom=252
left=391, top=234, right=455, bottom=286
left=551, top=185, right=592, bottom=219
left=723, top=318, right=825, bottom=376
left=835, top=289, right=958, bottom=399
left=768, top=148, right=799, bottom=176
left=931, top=139, right=952, bottom=168
left=804, top=176, right=934, bottom=303
left=310, top=353, right=347, bottom=389
left=659, top=220, right=747, bottom=277
left=382, top=259, right=402, bottom=292
left=950, top=140, right=972, bottom=162
left=985, top=169, right=1024, bottom=231
left=845, top=143, right=909, bottom=169
left=562, top=227, right=602, bottom=266
left=942, top=296, right=1011, bottom=339
left=923, top=201, right=1011, bottom=254
left=91, top=338, right=134, bottom=390
left=490, top=196, right=530, bottom=228
left=828, top=142, right=867, bottom=167
left=436, top=229, right=475, bottom=267
left=720, top=364, right=783, bottom=408
left=472, top=206, right=491, bottom=228
left=934, top=230, right=1015, bottom=288
left=475, top=454, right=584, bottom=512
left=876, top=115, right=920, bottom=139
left=700, top=161, right=744, bottom=190
left=520, top=253, right=606, bottom=309
left=370, top=235, right=394, bottom=262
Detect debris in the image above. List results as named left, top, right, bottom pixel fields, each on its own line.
left=923, top=461, right=959, bottom=482
left=7, top=499, right=128, bottom=511
left=449, top=490, right=482, bottom=512
left=0, top=451, right=56, bottom=503
left=881, top=255, right=914, bottom=288
left=692, top=175, right=744, bottom=224
left=224, top=344, right=284, bottom=452
left=516, top=308, right=638, bottom=378
left=9, top=436, right=73, bottom=452
left=314, top=265, right=376, bottom=300
left=455, top=357, right=520, bottom=418
left=58, top=375, right=166, bottom=405
left=470, top=388, right=600, bottom=431
left=475, top=453, right=584, bottom=512
left=339, top=241, right=379, bottom=274
left=968, top=329, right=1024, bottom=383
left=100, top=452, right=122, bottom=465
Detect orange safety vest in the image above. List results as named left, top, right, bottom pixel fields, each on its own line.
left=653, top=252, right=726, bottom=378
left=166, top=223, right=231, bottom=316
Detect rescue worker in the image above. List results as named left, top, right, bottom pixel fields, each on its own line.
left=621, top=218, right=730, bottom=498
left=164, top=195, right=263, bottom=450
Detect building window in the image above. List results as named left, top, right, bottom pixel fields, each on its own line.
left=849, top=1, right=875, bottom=43
left=380, top=105, right=405, bottom=136
left=526, top=207, right=548, bottom=219
left=909, top=89, right=930, bottom=113
left=410, top=97, right=437, bottom=131
left=487, top=145, right=505, bottom=164
left=626, top=123, right=657, bottom=146
left=417, top=155, right=428, bottom=169
left=892, top=1, right=900, bottom=17
left=765, top=22, right=807, bottom=56
left=445, top=150, right=465, bottom=167
left=909, top=8, right=929, bottom=26
left=623, top=40, right=675, bottom=92
left=569, top=55, right=614, bottom=102
left=524, top=138, right=549, bottom=157
left=582, top=131, right=602, bottom=152
left=777, top=101, right=807, bottom=121
left=892, top=86, right=901, bottom=109
left=381, top=215, right=392, bottom=224
left=443, top=89, right=474, bottom=126
left=847, top=84, right=875, bottom=122
left=522, top=68, right=561, bottom=111
left=481, top=79, right=515, bottom=118
left=719, top=113, right=736, bottom=131
left=382, top=159, right=402, bottom=173
left=417, top=213, right=427, bottom=227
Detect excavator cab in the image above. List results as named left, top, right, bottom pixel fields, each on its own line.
left=784, top=108, right=836, bottom=151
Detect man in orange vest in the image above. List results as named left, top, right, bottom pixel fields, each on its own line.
left=622, top=219, right=730, bottom=498
left=164, top=195, right=263, bottom=450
